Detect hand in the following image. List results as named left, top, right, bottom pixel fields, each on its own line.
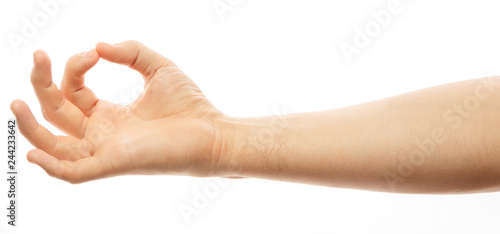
left=11, top=41, right=229, bottom=183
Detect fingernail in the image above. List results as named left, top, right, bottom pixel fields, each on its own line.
left=82, top=49, right=95, bottom=58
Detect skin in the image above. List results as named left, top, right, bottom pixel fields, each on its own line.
left=11, top=41, right=500, bottom=194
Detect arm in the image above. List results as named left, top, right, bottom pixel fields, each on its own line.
left=11, top=41, right=500, bottom=194
left=220, top=77, right=500, bottom=194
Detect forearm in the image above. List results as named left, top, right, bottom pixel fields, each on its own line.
left=221, top=77, right=500, bottom=194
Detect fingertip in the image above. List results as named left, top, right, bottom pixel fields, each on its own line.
left=31, top=50, right=52, bottom=86
left=81, top=48, right=98, bottom=60
left=95, top=42, right=115, bottom=56
left=28, top=149, right=82, bottom=184
left=10, top=99, right=32, bottom=121
left=10, top=100, right=38, bottom=137
left=10, top=99, right=28, bottom=125
left=27, top=149, right=61, bottom=178
left=27, top=149, right=51, bottom=167
left=66, top=48, right=99, bottom=74
left=64, top=49, right=99, bottom=79
left=10, top=99, right=26, bottom=113
left=33, top=50, right=50, bottom=67
left=26, top=149, right=39, bottom=164
left=96, top=41, right=113, bottom=48
left=33, top=50, right=44, bottom=59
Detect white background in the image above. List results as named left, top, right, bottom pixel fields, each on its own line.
left=1, top=0, right=500, bottom=233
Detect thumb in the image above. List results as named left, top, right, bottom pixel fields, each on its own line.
left=95, top=40, right=175, bottom=82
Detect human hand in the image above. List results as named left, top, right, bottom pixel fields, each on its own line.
left=11, top=41, right=230, bottom=183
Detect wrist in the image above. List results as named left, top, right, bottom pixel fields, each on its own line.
left=216, top=115, right=291, bottom=178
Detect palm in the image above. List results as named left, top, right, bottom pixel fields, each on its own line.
left=83, top=70, right=218, bottom=176
left=11, top=41, right=223, bottom=183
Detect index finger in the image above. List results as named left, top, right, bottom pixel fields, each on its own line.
left=60, top=48, right=100, bottom=116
